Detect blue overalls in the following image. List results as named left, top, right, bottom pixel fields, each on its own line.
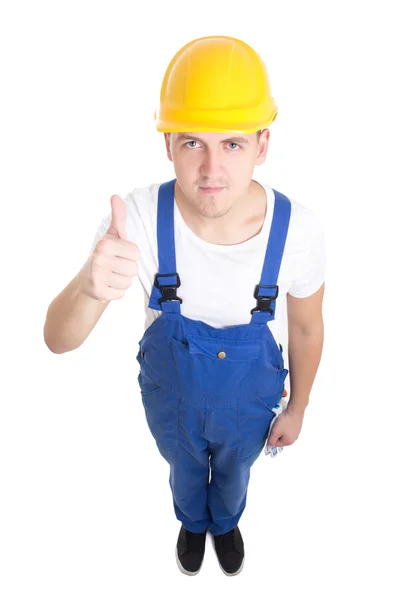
left=136, top=179, right=291, bottom=536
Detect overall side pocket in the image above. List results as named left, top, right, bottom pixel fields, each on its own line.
left=237, top=395, right=276, bottom=462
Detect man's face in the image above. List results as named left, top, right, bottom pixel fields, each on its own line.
left=164, top=130, right=270, bottom=219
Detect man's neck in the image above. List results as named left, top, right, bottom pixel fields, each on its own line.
left=174, top=180, right=267, bottom=246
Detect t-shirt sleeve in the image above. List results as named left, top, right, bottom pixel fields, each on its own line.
left=288, top=211, right=326, bottom=298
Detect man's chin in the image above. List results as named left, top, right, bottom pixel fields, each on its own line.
left=198, top=205, right=232, bottom=219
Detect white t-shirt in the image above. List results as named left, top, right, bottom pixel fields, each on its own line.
left=89, top=180, right=326, bottom=354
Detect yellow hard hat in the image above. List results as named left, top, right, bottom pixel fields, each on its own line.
left=154, top=36, right=278, bottom=134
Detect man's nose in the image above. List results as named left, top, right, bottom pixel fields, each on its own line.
left=200, top=149, right=222, bottom=179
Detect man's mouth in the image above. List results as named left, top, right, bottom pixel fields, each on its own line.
left=199, top=186, right=225, bottom=194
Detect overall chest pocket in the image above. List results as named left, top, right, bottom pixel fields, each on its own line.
left=169, top=334, right=260, bottom=394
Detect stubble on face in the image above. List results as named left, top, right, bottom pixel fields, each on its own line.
left=192, top=190, right=232, bottom=219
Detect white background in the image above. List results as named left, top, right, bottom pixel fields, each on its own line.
left=1, top=0, right=399, bottom=597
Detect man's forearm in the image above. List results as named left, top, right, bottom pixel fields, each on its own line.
left=43, top=266, right=110, bottom=354
left=286, top=321, right=324, bottom=413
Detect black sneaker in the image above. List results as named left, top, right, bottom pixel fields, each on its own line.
left=212, top=526, right=245, bottom=576
left=175, top=525, right=207, bottom=576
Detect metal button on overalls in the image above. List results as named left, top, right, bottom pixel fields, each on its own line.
left=136, top=178, right=290, bottom=536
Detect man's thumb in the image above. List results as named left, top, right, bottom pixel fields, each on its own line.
left=267, top=424, right=279, bottom=447
left=106, top=195, right=127, bottom=240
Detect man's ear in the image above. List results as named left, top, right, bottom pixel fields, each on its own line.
left=255, top=129, right=270, bottom=166
left=164, top=132, right=173, bottom=162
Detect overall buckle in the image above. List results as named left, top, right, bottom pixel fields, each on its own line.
left=251, top=284, right=279, bottom=315
left=154, top=272, right=182, bottom=306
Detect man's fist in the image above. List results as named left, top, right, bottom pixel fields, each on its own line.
left=79, top=195, right=140, bottom=302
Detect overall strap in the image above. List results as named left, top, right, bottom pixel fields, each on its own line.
left=148, top=178, right=182, bottom=313
left=250, top=189, right=292, bottom=325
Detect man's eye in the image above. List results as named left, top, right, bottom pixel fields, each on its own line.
left=184, top=141, right=240, bottom=149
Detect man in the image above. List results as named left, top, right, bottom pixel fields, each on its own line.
left=43, top=35, right=325, bottom=577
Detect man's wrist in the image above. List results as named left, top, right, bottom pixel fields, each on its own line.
left=287, top=395, right=309, bottom=415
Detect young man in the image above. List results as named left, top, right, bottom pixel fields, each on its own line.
left=44, top=36, right=325, bottom=577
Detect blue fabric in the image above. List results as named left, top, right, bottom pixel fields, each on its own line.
left=137, top=178, right=291, bottom=535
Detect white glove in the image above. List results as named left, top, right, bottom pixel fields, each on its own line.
left=264, top=395, right=288, bottom=458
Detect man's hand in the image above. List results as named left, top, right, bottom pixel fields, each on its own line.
left=267, top=403, right=306, bottom=447
left=79, top=195, right=141, bottom=303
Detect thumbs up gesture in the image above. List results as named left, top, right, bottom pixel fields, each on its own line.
left=105, top=194, right=128, bottom=240
left=80, top=195, right=141, bottom=302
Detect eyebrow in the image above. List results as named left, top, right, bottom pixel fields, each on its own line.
left=175, top=134, right=249, bottom=145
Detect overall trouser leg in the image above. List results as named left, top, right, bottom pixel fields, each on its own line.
left=206, top=400, right=276, bottom=536
left=167, top=404, right=212, bottom=534
left=207, top=445, right=252, bottom=536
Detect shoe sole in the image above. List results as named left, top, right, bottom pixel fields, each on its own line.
left=175, top=544, right=203, bottom=576
left=211, top=533, right=245, bottom=576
